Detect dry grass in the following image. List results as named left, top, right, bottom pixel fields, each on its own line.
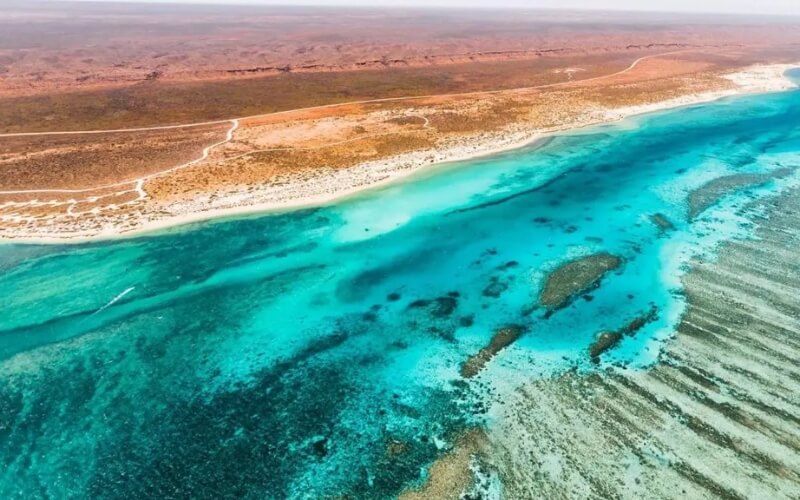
left=0, top=55, right=642, bottom=133
left=0, top=123, right=230, bottom=190
left=146, top=132, right=435, bottom=199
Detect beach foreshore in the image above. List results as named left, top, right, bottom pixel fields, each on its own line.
left=2, top=63, right=797, bottom=245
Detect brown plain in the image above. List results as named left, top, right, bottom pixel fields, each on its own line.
left=3, top=3, right=799, bottom=131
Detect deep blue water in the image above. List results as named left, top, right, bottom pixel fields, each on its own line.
left=1, top=84, right=800, bottom=497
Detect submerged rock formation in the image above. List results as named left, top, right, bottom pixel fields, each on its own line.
left=687, top=167, right=793, bottom=220
left=539, top=252, right=623, bottom=317
left=460, top=325, right=525, bottom=378
left=589, top=305, right=659, bottom=362
left=649, top=213, right=676, bottom=234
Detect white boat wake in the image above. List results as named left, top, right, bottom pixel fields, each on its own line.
left=92, top=286, right=135, bottom=316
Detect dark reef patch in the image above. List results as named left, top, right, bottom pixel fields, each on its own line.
left=407, top=296, right=458, bottom=318
left=496, top=260, right=519, bottom=270
left=482, top=276, right=509, bottom=298
left=538, top=252, right=623, bottom=317
left=589, top=305, right=659, bottom=362
left=687, top=167, right=793, bottom=220
left=404, top=295, right=464, bottom=341
left=336, top=247, right=432, bottom=302
left=649, top=213, right=675, bottom=234
left=460, top=325, right=525, bottom=378
left=447, top=168, right=572, bottom=216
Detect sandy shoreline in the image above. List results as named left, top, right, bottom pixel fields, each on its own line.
left=3, top=63, right=797, bottom=245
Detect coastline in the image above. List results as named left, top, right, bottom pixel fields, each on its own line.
left=3, top=63, right=797, bottom=245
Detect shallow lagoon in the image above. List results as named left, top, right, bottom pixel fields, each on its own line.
left=2, top=83, right=800, bottom=497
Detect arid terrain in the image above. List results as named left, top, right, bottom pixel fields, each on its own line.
left=1, top=2, right=800, bottom=240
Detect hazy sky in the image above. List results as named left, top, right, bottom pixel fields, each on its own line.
left=64, top=0, right=800, bottom=16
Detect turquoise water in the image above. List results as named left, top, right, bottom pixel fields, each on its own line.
left=2, top=83, right=800, bottom=497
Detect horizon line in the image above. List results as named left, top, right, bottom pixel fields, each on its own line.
left=29, top=0, right=800, bottom=19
